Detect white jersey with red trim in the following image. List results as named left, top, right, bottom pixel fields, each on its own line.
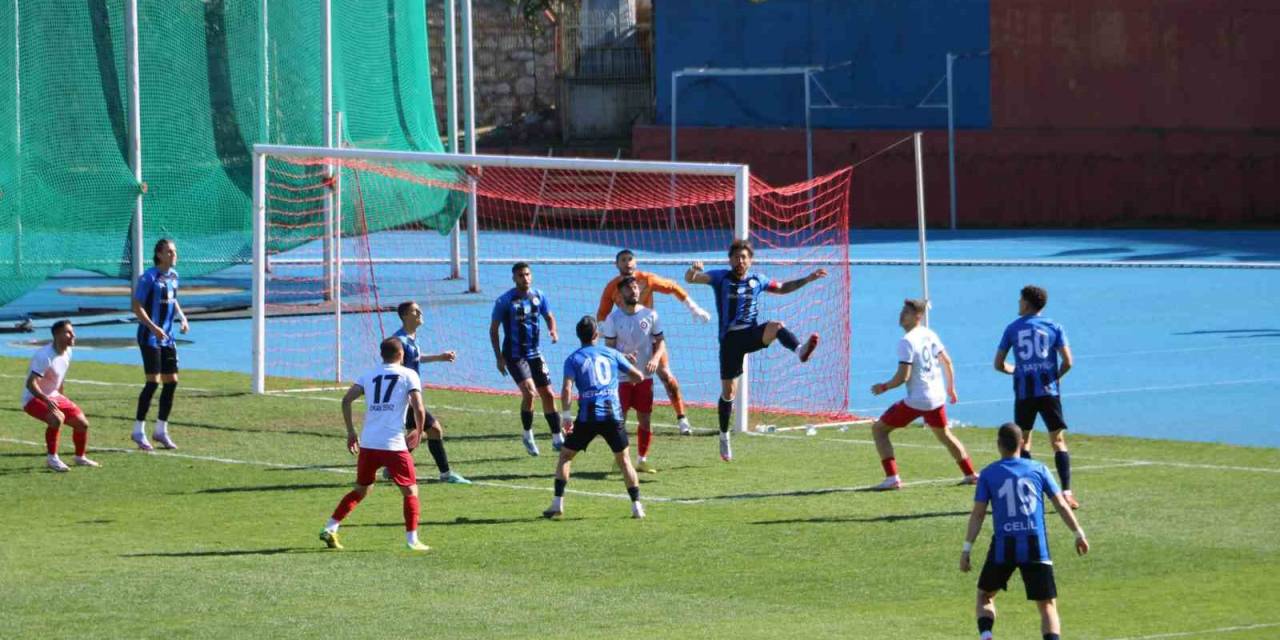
left=355, top=364, right=422, bottom=451
left=22, top=344, right=71, bottom=406
left=896, top=326, right=947, bottom=410
left=601, top=306, right=662, bottom=380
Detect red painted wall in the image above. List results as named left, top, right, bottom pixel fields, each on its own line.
left=633, top=125, right=1280, bottom=227
left=991, top=0, right=1280, bottom=129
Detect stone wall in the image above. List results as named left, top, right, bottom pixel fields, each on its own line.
left=426, top=0, right=558, bottom=142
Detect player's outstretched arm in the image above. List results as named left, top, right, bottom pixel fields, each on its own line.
left=871, top=363, right=911, bottom=395
left=685, top=261, right=712, bottom=284
left=992, top=348, right=1014, bottom=374
left=768, top=268, right=828, bottom=295
left=960, top=500, right=988, bottom=572
left=1057, top=344, right=1074, bottom=380
left=340, top=383, right=364, bottom=454
left=1050, top=492, right=1089, bottom=555
left=422, top=350, right=457, bottom=364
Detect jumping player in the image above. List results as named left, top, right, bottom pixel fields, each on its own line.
left=597, top=249, right=710, bottom=435
left=489, top=262, right=562, bottom=456
left=131, top=238, right=188, bottom=451
left=543, top=316, right=647, bottom=520
left=994, top=285, right=1079, bottom=509
left=391, top=301, right=469, bottom=484
left=602, top=276, right=667, bottom=472
left=22, top=320, right=99, bottom=472
left=685, top=240, right=823, bottom=462
left=320, top=338, right=431, bottom=552
left=869, top=298, right=977, bottom=490
left=961, top=423, right=1089, bottom=640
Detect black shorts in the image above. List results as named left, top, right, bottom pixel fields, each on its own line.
left=403, top=407, right=439, bottom=431
left=977, top=546, right=1058, bottom=601
left=563, top=418, right=629, bottom=454
left=139, top=344, right=179, bottom=375
left=506, top=356, right=551, bottom=388
left=1015, top=396, right=1068, bottom=432
left=719, top=324, right=769, bottom=380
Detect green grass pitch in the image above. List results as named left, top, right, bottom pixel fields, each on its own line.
left=3, top=356, right=1279, bottom=639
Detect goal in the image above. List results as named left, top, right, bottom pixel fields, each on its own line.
left=250, top=145, right=853, bottom=430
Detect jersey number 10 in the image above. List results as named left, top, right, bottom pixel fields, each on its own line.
left=582, top=355, right=614, bottom=386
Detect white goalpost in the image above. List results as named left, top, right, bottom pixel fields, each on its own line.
left=250, top=144, right=856, bottom=431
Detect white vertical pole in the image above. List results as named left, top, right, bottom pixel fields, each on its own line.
left=322, top=0, right=335, bottom=301
left=667, top=71, right=678, bottom=229
left=125, top=0, right=143, bottom=284
left=334, top=111, right=344, bottom=383
left=914, top=132, right=931, bottom=327
left=946, top=52, right=957, bottom=231
left=803, top=71, right=813, bottom=183
left=461, top=0, right=479, bottom=292
left=260, top=0, right=269, bottom=143
left=12, top=0, right=20, bottom=276
left=733, top=165, right=750, bottom=433
left=445, top=0, right=462, bottom=279
left=251, top=152, right=267, bottom=394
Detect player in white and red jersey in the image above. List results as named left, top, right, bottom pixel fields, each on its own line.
left=868, top=299, right=977, bottom=490
left=22, top=320, right=98, bottom=472
left=602, top=276, right=668, bottom=473
left=319, top=338, right=431, bottom=552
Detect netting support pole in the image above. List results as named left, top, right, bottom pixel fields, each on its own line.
left=125, top=0, right=144, bottom=284
left=321, top=0, right=335, bottom=302
left=444, top=0, right=462, bottom=279
left=946, top=52, right=957, bottom=231
left=914, top=132, right=931, bottom=327
left=259, top=0, right=269, bottom=144
left=733, top=165, right=750, bottom=433
left=251, top=152, right=267, bottom=394
left=461, top=0, right=479, bottom=292
left=12, top=0, right=21, bottom=277
left=334, top=112, right=345, bottom=384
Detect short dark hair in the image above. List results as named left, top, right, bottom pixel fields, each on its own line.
left=997, top=422, right=1023, bottom=454
left=902, top=298, right=927, bottom=315
left=397, top=301, right=417, bottom=319
left=1021, top=285, right=1048, bottom=312
left=728, top=239, right=754, bottom=258
left=152, top=238, right=174, bottom=265
left=615, top=249, right=634, bottom=261
left=616, top=275, right=638, bottom=291
left=50, top=319, right=72, bottom=336
left=575, top=315, right=597, bottom=344
left=379, top=337, right=404, bottom=362
left=512, top=261, right=530, bottom=274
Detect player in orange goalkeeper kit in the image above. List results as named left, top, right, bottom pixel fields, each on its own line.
left=596, top=249, right=711, bottom=435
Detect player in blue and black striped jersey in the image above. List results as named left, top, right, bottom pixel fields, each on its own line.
left=685, top=240, right=824, bottom=462
left=961, top=423, right=1089, bottom=640
left=994, top=285, right=1080, bottom=509
left=542, top=316, right=645, bottom=520
left=489, top=262, right=562, bottom=456
left=130, top=238, right=188, bottom=451
left=389, top=301, right=470, bottom=484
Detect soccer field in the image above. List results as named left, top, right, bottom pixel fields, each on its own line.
left=4, top=357, right=1280, bottom=639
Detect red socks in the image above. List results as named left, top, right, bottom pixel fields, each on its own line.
left=638, top=426, right=652, bottom=458
left=72, top=429, right=87, bottom=457
left=403, top=495, right=420, bottom=532
left=881, top=457, right=898, bottom=477
left=45, top=427, right=59, bottom=455
left=330, top=490, right=364, bottom=522
left=959, top=457, right=976, bottom=476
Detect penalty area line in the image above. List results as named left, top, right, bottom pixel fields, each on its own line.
left=1102, top=622, right=1280, bottom=640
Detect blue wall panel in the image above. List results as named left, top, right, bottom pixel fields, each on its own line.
left=655, top=0, right=990, bottom=130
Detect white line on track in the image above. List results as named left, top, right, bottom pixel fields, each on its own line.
left=1102, top=622, right=1280, bottom=640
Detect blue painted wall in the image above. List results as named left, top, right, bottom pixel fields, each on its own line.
left=655, top=0, right=990, bottom=129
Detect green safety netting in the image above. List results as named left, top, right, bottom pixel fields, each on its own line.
left=0, top=0, right=458, bottom=309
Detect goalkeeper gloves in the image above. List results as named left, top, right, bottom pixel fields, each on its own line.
left=683, top=298, right=711, bottom=323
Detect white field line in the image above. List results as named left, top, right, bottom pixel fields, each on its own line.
left=4, top=374, right=1277, bottom=475
left=1103, top=622, right=1280, bottom=640
left=0, top=373, right=214, bottom=393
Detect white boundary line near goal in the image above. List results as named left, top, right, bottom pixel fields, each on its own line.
left=1101, top=622, right=1280, bottom=640
left=2, top=373, right=1276, bottom=475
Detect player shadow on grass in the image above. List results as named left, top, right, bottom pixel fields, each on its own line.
left=80, top=412, right=337, bottom=440
left=122, top=547, right=347, bottom=558
left=342, top=516, right=548, bottom=528
left=192, top=482, right=351, bottom=494
left=750, top=510, right=971, bottom=526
